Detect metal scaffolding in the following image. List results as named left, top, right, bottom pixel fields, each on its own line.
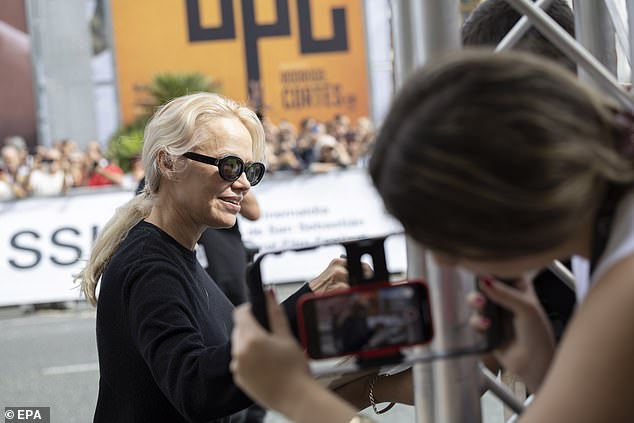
left=391, top=1, right=632, bottom=422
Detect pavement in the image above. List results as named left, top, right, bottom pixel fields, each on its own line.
left=0, top=303, right=98, bottom=422
left=0, top=301, right=506, bottom=423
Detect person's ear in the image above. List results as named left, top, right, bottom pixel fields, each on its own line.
left=157, top=151, right=174, bottom=177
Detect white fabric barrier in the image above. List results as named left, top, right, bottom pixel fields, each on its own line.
left=239, top=169, right=405, bottom=284
left=0, top=188, right=134, bottom=306
left=0, top=169, right=405, bottom=306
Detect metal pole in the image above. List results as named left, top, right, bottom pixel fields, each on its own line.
left=504, top=0, right=632, bottom=110
left=496, top=0, right=554, bottom=52
left=392, top=2, right=436, bottom=420
left=627, top=0, right=634, bottom=86
left=408, top=2, right=482, bottom=422
left=412, top=0, right=461, bottom=62
left=547, top=260, right=576, bottom=292
left=392, top=1, right=481, bottom=422
left=389, top=0, right=417, bottom=86
left=603, top=0, right=630, bottom=68
left=480, top=363, right=525, bottom=415
left=573, top=0, right=618, bottom=79
left=423, top=257, right=483, bottom=423
left=24, top=0, right=48, bottom=146
left=406, top=241, right=435, bottom=423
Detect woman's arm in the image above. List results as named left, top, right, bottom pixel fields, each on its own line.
left=125, top=262, right=253, bottom=420
left=333, top=370, right=414, bottom=409
left=517, top=255, right=634, bottom=422
left=232, top=291, right=359, bottom=423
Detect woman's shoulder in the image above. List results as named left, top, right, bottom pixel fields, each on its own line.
left=521, top=255, right=634, bottom=422
left=101, top=223, right=200, bottom=306
left=105, top=222, right=195, bottom=285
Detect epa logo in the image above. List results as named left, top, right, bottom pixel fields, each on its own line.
left=4, top=407, right=50, bottom=422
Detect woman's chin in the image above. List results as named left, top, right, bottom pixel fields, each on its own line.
left=209, top=215, right=237, bottom=229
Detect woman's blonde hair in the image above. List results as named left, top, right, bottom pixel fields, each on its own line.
left=370, top=50, right=634, bottom=259
left=76, top=92, right=265, bottom=305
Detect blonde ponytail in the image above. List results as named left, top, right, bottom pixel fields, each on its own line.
left=76, top=193, right=153, bottom=305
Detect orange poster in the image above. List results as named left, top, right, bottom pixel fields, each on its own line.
left=111, top=0, right=370, bottom=126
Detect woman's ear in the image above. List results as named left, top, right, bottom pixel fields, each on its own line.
left=157, top=151, right=174, bottom=178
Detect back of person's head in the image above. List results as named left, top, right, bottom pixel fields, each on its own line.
left=77, top=92, right=265, bottom=305
left=370, top=50, right=634, bottom=260
left=462, top=0, right=576, bottom=72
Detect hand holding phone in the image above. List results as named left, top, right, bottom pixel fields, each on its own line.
left=475, top=276, right=555, bottom=392
left=477, top=276, right=515, bottom=350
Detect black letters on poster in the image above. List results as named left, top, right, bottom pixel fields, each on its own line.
left=5, top=225, right=97, bottom=270
left=296, top=0, right=347, bottom=53
left=9, top=231, right=42, bottom=269
left=186, top=0, right=235, bottom=41
left=241, top=0, right=290, bottom=84
left=186, top=0, right=349, bottom=104
left=51, top=227, right=82, bottom=266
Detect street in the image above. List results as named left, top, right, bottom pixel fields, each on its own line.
left=0, top=305, right=98, bottom=422
left=0, top=303, right=504, bottom=423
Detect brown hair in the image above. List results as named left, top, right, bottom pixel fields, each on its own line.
left=370, top=51, right=634, bottom=259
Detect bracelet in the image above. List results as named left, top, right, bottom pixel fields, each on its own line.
left=368, top=374, right=396, bottom=415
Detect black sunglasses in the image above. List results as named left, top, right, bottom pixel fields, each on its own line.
left=183, top=152, right=265, bottom=186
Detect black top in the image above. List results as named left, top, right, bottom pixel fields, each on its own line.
left=198, top=224, right=249, bottom=306
left=94, top=221, right=310, bottom=423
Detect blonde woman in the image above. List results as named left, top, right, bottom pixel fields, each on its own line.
left=230, top=52, right=634, bottom=423
left=77, top=93, right=348, bottom=422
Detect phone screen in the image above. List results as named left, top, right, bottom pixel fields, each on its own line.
left=298, top=281, right=433, bottom=359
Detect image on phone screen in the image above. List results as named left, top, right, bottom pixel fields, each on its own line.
left=299, top=281, right=433, bottom=359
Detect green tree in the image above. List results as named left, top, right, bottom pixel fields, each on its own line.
left=108, top=72, right=221, bottom=172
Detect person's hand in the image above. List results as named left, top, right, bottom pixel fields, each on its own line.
left=231, top=290, right=312, bottom=412
left=469, top=276, right=555, bottom=393
left=308, top=258, right=353, bottom=293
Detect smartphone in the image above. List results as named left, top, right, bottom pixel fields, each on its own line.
left=297, top=280, right=433, bottom=360
left=479, top=276, right=515, bottom=350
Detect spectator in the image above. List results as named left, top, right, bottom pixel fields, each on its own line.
left=83, top=141, right=124, bottom=187
left=0, top=167, right=17, bottom=200
left=295, top=117, right=320, bottom=167
left=121, top=155, right=145, bottom=190
left=351, top=117, right=376, bottom=167
left=0, top=143, right=28, bottom=198
left=230, top=50, right=634, bottom=423
left=271, top=120, right=302, bottom=172
left=309, top=134, right=351, bottom=173
left=26, top=147, right=69, bottom=196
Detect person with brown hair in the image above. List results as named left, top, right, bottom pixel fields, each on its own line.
left=230, top=51, right=634, bottom=423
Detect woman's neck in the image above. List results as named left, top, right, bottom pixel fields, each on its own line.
left=567, top=218, right=594, bottom=260
left=145, top=206, right=203, bottom=251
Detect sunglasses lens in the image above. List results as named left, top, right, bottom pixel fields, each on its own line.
left=245, top=163, right=265, bottom=185
left=219, top=156, right=243, bottom=181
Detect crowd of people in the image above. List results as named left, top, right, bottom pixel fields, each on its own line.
left=261, top=114, right=376, bottom=174
left=0, top=114, right=376, bottom=202
left=0, top=136, right=143, bottom=201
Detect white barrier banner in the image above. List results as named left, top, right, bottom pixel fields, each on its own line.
left=239, top=169, right=405, bottom=284
left=0, top=170, right=405, bottom=306
left=0, top=189, right=134, bottom=306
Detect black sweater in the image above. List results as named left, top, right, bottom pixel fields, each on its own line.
left=94, top=221, right=310, bottom=422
